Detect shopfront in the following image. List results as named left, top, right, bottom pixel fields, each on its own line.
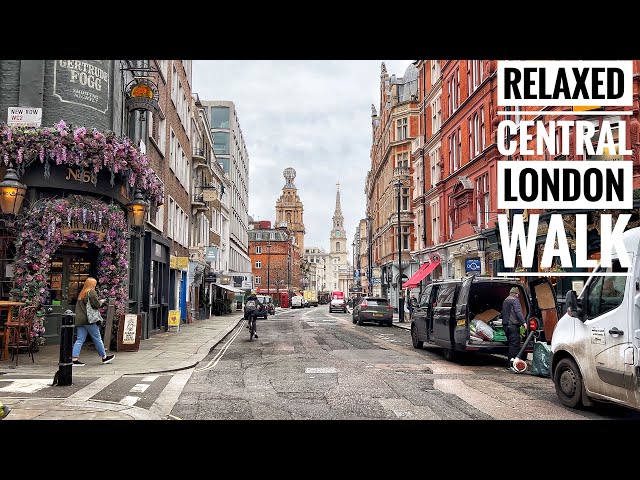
left=0, top=122, right=163, bottom=347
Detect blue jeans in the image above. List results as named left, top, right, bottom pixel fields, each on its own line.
left=72, top=324, right=106, bottom=358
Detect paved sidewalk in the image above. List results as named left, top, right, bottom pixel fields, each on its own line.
left=0, top=311, right=245, bottom=420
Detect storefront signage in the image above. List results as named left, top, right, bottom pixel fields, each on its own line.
left=20, top=164, right=131, bottom=206
left=53, top=60, right=111, bottom=113
left=168, top=310, right=180, bottom=332
left=7, top=107, right=42, bottom=127
left=125, top=78, right=159, bottom=114
left=170, top=256, right=189, bottom=270
left=122, top=314, right=137, bottom=344
left=60, top=220, right=108, bottom=240
left=204, top=273, right=217, bottom=283
left=116, top=313, right=142, bottom=351
left=465, top=258, right=481, bottom=272
left=66, top=167, right=97, bottom=185
left=202, top=190, right=218, bottom=202
left=205, top=247, right=217, bottom=262
left=242, top=280, right=253, bottom=289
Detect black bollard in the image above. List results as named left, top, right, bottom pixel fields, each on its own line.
left=56, top=309, right=75, bottom=386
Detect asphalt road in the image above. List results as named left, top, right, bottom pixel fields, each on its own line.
left=170, top=306, right=640, bottom=420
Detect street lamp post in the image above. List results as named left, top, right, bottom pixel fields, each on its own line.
left=267, top=242, right=272, bottom=297
left=395, top=179, right=404, bottom=322
left=367, top=215, right=373, bottom=297
left=351, top=240, right=356, bottom=296
left=287, top=246, right=291, bottom=308
left=476, top=236, right=487, bottom=275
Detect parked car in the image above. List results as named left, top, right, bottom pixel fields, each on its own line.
left=256, top=295, right=275, bottom=315
left=329, top=291, right=347, bottom=313
left=352, top=297, right=393, bottom=327
left=552, top=226, right=640, bottom=412
left=411, top=276, right=556, bottom=362
left=291, top=296, right=304, bottom=309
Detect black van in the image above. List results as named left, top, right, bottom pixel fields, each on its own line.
left=410, top=276, right=558, bottom=361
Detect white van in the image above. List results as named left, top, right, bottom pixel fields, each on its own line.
left=551, top=226, right=640, bottom=412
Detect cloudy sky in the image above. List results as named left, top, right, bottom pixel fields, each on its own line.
left=192, top=60, right=413, bottom=254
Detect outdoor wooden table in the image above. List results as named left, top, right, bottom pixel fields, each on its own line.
left=0, top=301, right=25, bottom=361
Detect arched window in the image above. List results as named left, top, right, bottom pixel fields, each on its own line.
left=336, top=242, right=340, bottom=252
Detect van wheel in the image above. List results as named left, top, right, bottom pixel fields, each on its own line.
left=554, top=357, right=584, bottom=409
left=411, top=324, right=423, bottom=349
left=443, top=348, right=456, bottom=362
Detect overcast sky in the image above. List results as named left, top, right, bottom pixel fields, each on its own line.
left=192, top=60, right=413, bottom=254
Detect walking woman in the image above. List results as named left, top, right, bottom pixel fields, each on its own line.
left=72, top=277, right=115, bottom=366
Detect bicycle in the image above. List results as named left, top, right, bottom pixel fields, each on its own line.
left=248, top=313, right=257, bottom=341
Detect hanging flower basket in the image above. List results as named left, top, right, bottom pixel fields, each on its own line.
left=0, top=121, right=163, bottom=208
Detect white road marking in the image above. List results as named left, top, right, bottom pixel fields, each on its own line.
left=434, top=378, right=586, bottom=420
left=67, top=375, right=121, bottom=402
left=194, top=321, right=246, bottom=372
left=119, top=395, right=140, bottom=406
left=0, top=379, right=52, bottom=394
left=149, top=369, right=194, bottom=419
left=141, top=375, right=159, bottom=382
left=130, top=383, right=150, bottom=393
left=393, top=410, right=415, bottom=418
left=305, top=367, right=337, bottom=374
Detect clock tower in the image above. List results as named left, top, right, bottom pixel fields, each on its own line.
left=275, top=167, right=305, bottom=253
left=329, top=182, right=348, bottom=271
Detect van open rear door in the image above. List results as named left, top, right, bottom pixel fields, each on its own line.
left=454, top=275, right=474, bottom=345
left=528, top=278, right=558, bottom=343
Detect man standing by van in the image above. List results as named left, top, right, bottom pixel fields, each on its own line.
left=502, top=287, right=526, bottom=371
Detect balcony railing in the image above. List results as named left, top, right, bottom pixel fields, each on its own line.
left=193, top=147, right=208, bottom=168
left=393, top=166, right=410, bottom=179
left=192, top=194, right=208, bottom=212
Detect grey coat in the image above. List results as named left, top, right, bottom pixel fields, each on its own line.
left=74, top=289, right=101, bottom=326
left=501, top=295, right=526, bottom=327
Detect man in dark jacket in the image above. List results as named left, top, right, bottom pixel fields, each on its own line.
left=501, top=286, right=526, bottom=370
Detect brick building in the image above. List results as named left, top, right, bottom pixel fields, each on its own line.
left=143, top=60, right=194, bottom=330
left=411, top=59, right=443, bottom=284
left=439, top=60, right=497, bottom=278
left=366, top=62, right=419, bottom=311
left=0, top=60, right=168, bottom=343
left=502, top=60, right=640, bottom=302
left=248, top=223, right=301, bottom=307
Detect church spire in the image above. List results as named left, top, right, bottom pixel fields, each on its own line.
left=334, top=181, right=342, bottom=217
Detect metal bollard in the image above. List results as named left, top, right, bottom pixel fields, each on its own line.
left=56, top=310, right=75, bottom=386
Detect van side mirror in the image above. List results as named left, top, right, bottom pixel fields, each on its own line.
left=565, top=290, right=579, bottom=316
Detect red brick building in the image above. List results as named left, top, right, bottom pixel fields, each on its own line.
left=412, top=60, right=444, bottom=280
left=248, top=224, right=301, bottom=307
left=438, top=60, right=499, bottom=277
left=366, top=63, right=419, bottom=308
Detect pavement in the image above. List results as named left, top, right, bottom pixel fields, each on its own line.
left=0, top=306, right=412, bottom=420
left=0, top=309, right=246, bottom=420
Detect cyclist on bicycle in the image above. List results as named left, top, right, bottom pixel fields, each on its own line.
left=248, top=298, right=264, bottom=339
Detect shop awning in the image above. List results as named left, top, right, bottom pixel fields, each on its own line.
left=402, top=260, right=440, bottom=289
left=214, top=283, right=245, bottom=294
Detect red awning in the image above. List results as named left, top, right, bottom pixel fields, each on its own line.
left=402, top=260, right=441, bottom=289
